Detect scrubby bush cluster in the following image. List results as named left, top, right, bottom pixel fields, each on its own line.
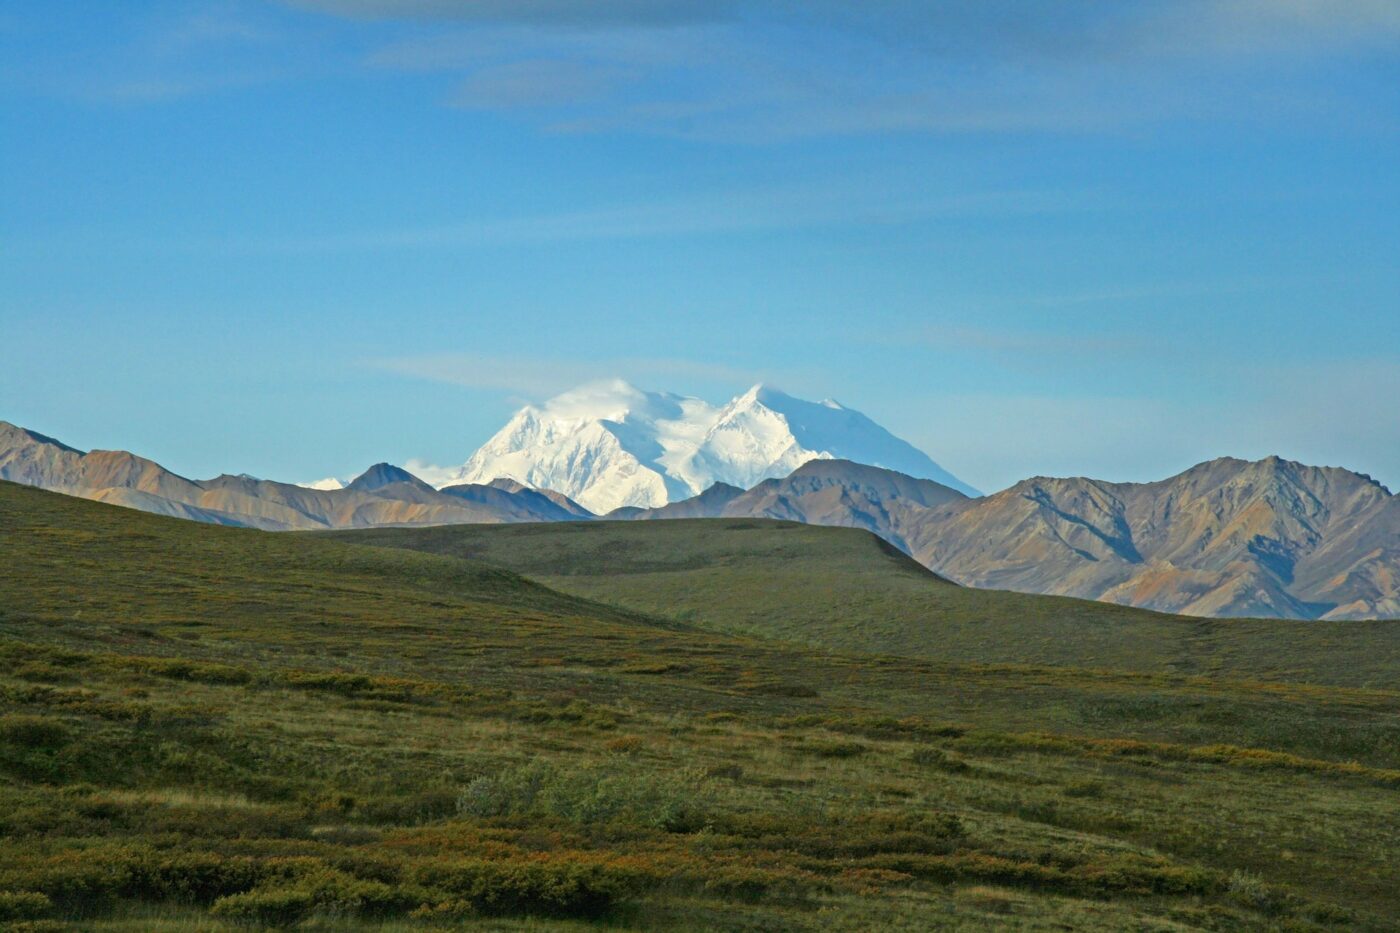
left=2, top=483, right=1394, bottom=929
left=456, top=760, right=714, bottom=832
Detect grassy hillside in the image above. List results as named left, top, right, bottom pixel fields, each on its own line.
left=332, top=519, right=1400, bottom=688
left=3, top=483, right=1400, bottom=930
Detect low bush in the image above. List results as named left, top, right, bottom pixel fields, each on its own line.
left=908, top=746, right=971, bottom=773
left=122, top=851, right=265, bottom=903
left=1227, top=869, right=1287, bottom=916
left=457, top=761, right=713, bottom=832
left=804, top=739, right=867, bottom=758
left=412, top=859, right=624, bottom=918
left=209, top=866, right=418, bottom=926
left=740, top=680, right=819, bottom=698
left=0, top=891, right=52, bottom=921
left=128, top=658, right=253, bottom=686
left=210, top=886, right=315, bottom=927
left=0, top=715, right=69, bottom=750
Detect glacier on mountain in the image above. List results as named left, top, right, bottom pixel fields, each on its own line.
left=412, top=380, right=977, bottom=513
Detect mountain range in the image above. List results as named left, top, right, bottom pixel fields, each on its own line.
left=633, top=457, right=1398, bottom=621
left=3, top=380, right=1396, bottom=620
left=0, top=422, right=589, bottom=531
left=407, top=380, right=978, bottom=512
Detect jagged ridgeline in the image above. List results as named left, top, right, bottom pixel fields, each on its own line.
left=2, top=480, right=1400, bottom=929
left=4, top=399, right=1399, bottom=621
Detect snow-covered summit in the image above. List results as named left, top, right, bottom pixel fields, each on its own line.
left=298, top=476, right=346, bottom=491
left=418, top=380, right=977, bottom=513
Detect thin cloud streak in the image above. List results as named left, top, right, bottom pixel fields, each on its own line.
left=10, top=3, right=297, bottom=105
left=371, top=352, right=766, bottom=400
left=261, top=185, right=1089, bottom=253
left=324, top=0, right=1400, bottom=142
left=287, top=0, right=735, bottom=28
left=911, top=326, right=1148, bottom=357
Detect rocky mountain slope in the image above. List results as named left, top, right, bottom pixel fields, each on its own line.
left=414, top=380, right=977, bottom=512
left=906, top=457, right=1398, bottom=620
left=5, top=417, right=1394, bottom=619
left=637, top=455, right=1398, bottom=620
left=616, top=459, right=969, bottom=554
left=0, top=421, right=591, bottom=530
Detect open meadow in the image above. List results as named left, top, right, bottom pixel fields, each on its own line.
left=2, top=482, right=1398, bottom=930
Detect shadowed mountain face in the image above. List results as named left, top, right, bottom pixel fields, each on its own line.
left=345, top=462, right=435, bottom=494
left=0, top=422, right=592, bottom=530
left=908, top=457, right=1398, bottom=620
left=613, top=459, right=969, bottom=554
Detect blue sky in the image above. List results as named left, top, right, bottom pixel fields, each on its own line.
left=2, top=1, right=1397, bottom=493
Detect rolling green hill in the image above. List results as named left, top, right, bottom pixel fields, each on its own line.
left=3, top=481, right=1400, bottom=930
left=331, top=519, right=1400, bottom=688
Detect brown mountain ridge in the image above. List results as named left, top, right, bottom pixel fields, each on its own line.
left=3, top=419, right=1394, bottom=619
left=636, top=457, right=1397, bottom=620
left=0, top=421, right=591, bottom=530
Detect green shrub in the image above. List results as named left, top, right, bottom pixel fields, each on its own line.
left=908, top=746, right=971, bottom=772
left=1062, top=779, right=1105, bottom=798
left=705, top=763, right=744, bottom=781
left=741, top=680, right=819, bottom=698
left=805, top=739, right=867, bottom=758
left=457, top=761, right=713, bottom=832
left=697, top=866, right=773, bottom=901
left=209, top=867, right=416, bottom=926
left=0, top=891, right=52, bottom=921
left=412, top=859, right=623, bottom=918
left=123, top=852, right=265, bottom=903
left=357, top=787, right=459, bottom=825
left=210, top=886, right=315, bottom=927
left=1228, top=869, right=1287, bottom=915
left=0, top=715, right=69, bottom=750
left=2, top=849, right=133, bottom=905
left=284, top=671, right=374, bottom=696
left=132, top=658, right=252, bottom=685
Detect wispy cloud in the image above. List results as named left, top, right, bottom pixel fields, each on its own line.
left=371, top=352, right=763, bottom=400
left=296, top=1, right=1400, bottom=52
left=912, top=326, right=1148, bottom=358
left=10, top=2, right=296, bottom=105
left=85, top=70, right=277, bottom=104
left=259, top=184, right=1085, bottom=252
left=292, top=0, right=1400, bottom=142
left=452, top=58, right=637, bottom=109
left=288, top=0, right=733, bottom=27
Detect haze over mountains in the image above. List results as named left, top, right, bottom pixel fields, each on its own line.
left=3, top=379, right=1396, bottom=621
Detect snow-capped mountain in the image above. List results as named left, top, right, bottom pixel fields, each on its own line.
left=298, top=477, right=346, bottom=491
left=413, top=380, right=977, bottom=513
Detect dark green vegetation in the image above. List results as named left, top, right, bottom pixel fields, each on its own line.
left=336, top=519, right=1400, bottom=687
left=2, top=483, right=1398, bottom=930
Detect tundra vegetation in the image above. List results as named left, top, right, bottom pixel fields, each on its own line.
left=1, top=481, right=1397, bottom=930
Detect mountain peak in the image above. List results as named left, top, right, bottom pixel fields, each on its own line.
left=423, top=381, right=978, bottom=511
left=347, top=463, right=430, bottom=492
left=737, top=383, right=807, bottom=409
left=0, top=420, right=84, bottom=455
